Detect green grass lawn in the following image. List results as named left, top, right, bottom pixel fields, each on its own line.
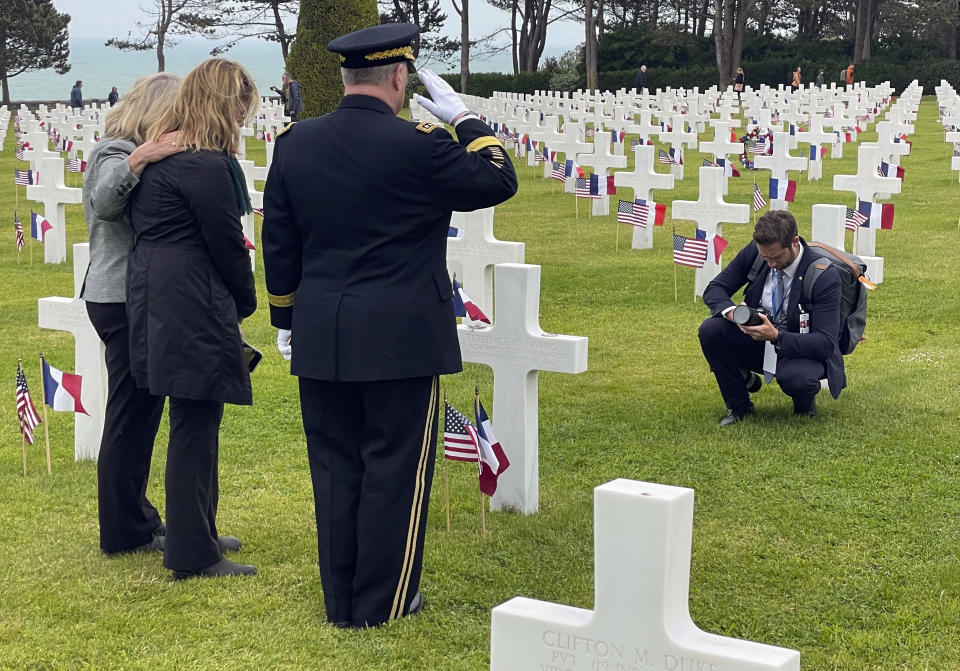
left=1, top=98, right=959, bottom=671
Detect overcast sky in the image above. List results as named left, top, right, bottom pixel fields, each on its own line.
left=52, top=0, right=583, bottom=50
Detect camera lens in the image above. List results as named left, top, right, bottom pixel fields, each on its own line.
left=732, top=305, right=762, bottom=326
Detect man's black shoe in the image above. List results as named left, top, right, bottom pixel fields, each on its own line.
left=218, top=536, right=242, bottom=553
left=172, top=558, right=257, bottom=581
left=741, top=369, right=763, bottom=394
left=719, top=406, right=754, bottom=426
left=794, top=398, right=817, bottom=418
left=406, top=592, right=424, bottom=617
left=103, top=536, right=164, bottom=557
left=153, top=523, right=166, bottom=537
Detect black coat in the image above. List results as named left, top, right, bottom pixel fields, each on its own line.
left=262, top=94, right=518, bottom=382
left=703, top=238, right=846, bottom=398
left=635, top=69, right=647, bottom=90
left=126, top=150, right=256, bottom=405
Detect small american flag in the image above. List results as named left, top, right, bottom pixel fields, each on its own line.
left=255, top=130, right=265, bottom=141
left=534, top=150, right=546, bottom=162
left=67, top=158, right=86, bottom=173
left=16, top=362, right=42, bottom=446
left=673, top=234, right=708, bottom=268
left=844, top=207, right=868, bottom=231
left=657, top=149, right=677, bottom=165
left=443, top=402, right=479, bottom=462
left=702, top=158, right=719, bottom=168
left=15, top=144, right=24, bottom=161
left=550, top=161, right=566, bottom=182
left=574, top=177, right=589, bottom=198
left=585, top=127, right=596, bottom=137
left=14, top=210, right=25, bottom=252
left=617, top=199, right=642, bottom=226
left=253, top=207, right=264, bottom=217
left=753, top=182, right=767, bottom=212
left=14, top=169, right=35, bottom=186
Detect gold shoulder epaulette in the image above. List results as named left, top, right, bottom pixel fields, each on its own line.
left=416, top=121, right=441, bottom=133
left=276, top=122, right=296, bottom=139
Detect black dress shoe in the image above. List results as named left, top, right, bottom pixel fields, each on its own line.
left=405, top=591, right=424, bottom=617
left=718, top=406, right=754, bottom=426
left=218, top=536, right=242, bottom=553
left=741, top=369, right=763, bottom=393
left=103, top=536, right=164, bottom=557
left=153, top=523, right=166, bottom=537
left=794, top=398, right=817, bottom=417
left=172, top=558, right=257, bottom=581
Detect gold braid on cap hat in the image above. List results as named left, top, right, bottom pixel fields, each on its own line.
left=364, top=46, right=415, bottom=62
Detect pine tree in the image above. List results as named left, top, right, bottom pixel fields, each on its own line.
left=286, top=0, right=379, bottom=118
left=0, top=0, right=71, bottom=104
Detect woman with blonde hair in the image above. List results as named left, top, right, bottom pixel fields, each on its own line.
left=82, top=72, right=184, bottom=556
left=126, top=58, right=259, bottom=580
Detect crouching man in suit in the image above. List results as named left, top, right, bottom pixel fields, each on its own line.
left=698, top=210, right=845, bottom=426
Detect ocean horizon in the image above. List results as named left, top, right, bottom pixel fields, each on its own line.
left=6, top=36, right=574, bottom=104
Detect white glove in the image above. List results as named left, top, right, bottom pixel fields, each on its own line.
left=414, top=68, right=469, bottom=126
left=276, top=328, right=292, bottom=361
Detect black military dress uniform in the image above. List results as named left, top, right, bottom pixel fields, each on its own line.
left=262, top=23, right=518, bottom=628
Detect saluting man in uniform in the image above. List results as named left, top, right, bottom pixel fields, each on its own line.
left=261, top=22, right=517, bottom=628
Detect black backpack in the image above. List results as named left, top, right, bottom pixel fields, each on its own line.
left=748, top=242, right=875, bottom=354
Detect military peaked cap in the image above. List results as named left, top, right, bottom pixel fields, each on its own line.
left=327, top=23, right=419, bottom=69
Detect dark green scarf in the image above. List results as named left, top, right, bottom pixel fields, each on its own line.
left=226, top=155, right=253, bottom=215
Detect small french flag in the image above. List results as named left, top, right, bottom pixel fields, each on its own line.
left=41, top=357, right=88, bottom=414
left=768, top=178, right=797, bottom=202
left=31, top=211, right=52, bottom=241
left=452, top=278, right=491, bottom=324
left=857, top=200, right=895, bottom=229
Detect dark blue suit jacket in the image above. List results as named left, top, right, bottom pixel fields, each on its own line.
left=703, top=238, right=846, bottom=398
left=262, top=95, right=518, bottom=382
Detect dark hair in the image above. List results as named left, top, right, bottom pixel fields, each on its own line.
left=753, top=210, right=797, bottom=248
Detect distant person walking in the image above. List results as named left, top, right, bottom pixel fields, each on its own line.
left=791, top=67, right=802, bottom=92
left=270, top=71, right=304, bottom=122
left=734, top=67, right=745, bottom=102
left=635, top=64, right=647, bottom=93
left=845, top=64, right=855, bottom=86
left=108, top=87, right=119, bottom=106
left=815, top=69, right=824, bottom=88
left=70, top=80, right=83, bottom=112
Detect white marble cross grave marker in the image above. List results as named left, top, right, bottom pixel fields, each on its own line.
left=457, top=263, right=588, bottom=514
left=672, top=166, right=750, bottom=297
left=447, top=207, right=525, bottom=317
left=810, top=204, right=883, bottom=284
left=795, top=115, right=834, bottom=181
left=490, top=478, right=802, bottom=671
left=657, top=116, right=697, bottom=180
left=698, top=121, right=745, bottom=196
left=753, top=131, right=807, bottom=211
left=833, top=144, right=900, bottom=257
left=38, top=243, right=108, bottom=461
left=613, top=144, right=675, bottom=250
left=576, top=136, right=627, bottom=216
left=26, top=156, right=83, bottom=264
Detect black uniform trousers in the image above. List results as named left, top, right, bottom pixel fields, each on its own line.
left=298, top=375, right=439, bottom=628
left=698, top=317, right=824, bottom=414
left=85, top=301, right=165, bottom=553
left=162, top=398, right=223, bottom=572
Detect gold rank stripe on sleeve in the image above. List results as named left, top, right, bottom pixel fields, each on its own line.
left=276, top=122, right=296, bottom=139
left=267, top=290, right=296, bottom=308
left=416, top=121, right=441, bottom=133
left=465, top=136, right=503, bottom=153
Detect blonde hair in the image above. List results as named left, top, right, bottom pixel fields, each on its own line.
left=104, top=73, right=180, bottom=144
left=152, top=58, right=259, bottom=155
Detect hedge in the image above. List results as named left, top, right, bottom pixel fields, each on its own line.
left=439, top=59, right=960, bottom=98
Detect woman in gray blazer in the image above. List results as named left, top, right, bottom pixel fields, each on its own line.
left=82, top=73, right=184, bottom=555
